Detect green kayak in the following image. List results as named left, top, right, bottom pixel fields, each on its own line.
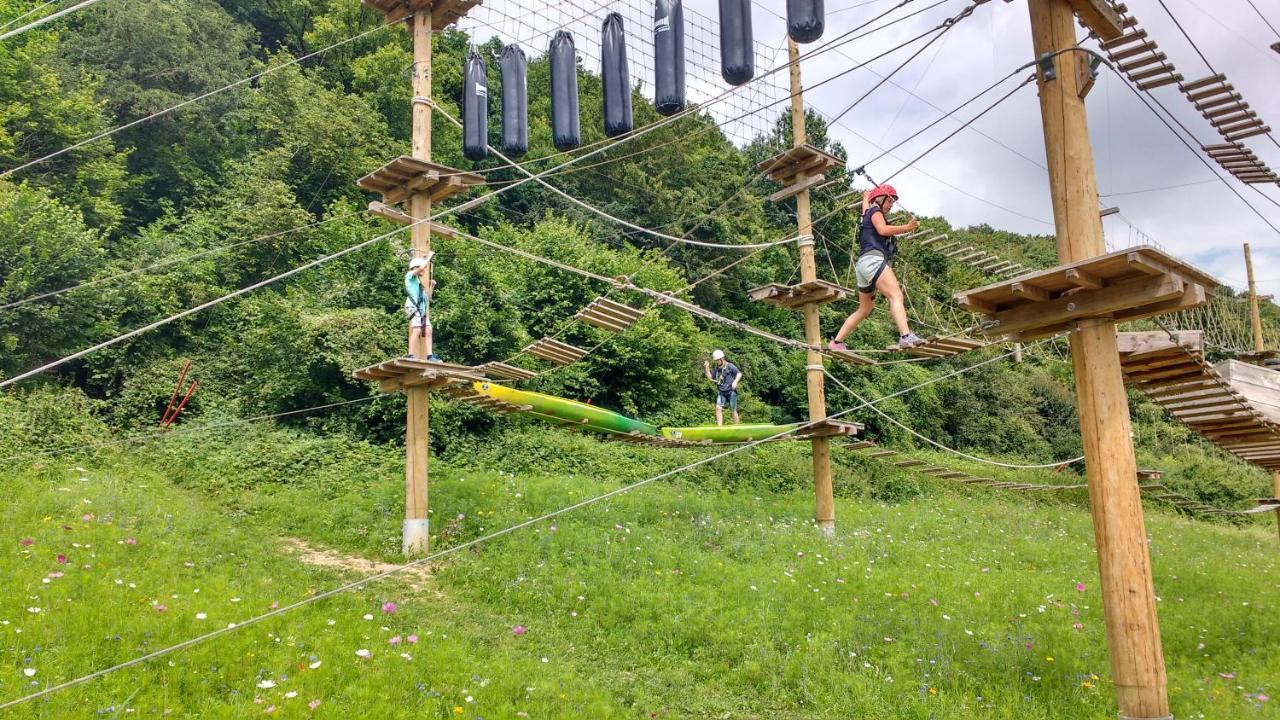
left=661, top=423, right=800, bottom=444
left=471, top=382, right=661, bottom=437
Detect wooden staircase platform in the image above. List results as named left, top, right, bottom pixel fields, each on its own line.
left=353, top=357, right=486, bottom=393
left=357, top=156, right=484, bottom=205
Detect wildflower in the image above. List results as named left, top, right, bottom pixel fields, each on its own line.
left=1219, top=672, right=1236, bottom=680
left=355, top=649, right=371, bottom=659
left=257, top=680, right=276, bottom=689
left=124, top=538, right=137, bottom=546
left=27, top=607, right=40, bottom=614
left=1073, top=622, right=1084, bottom=631
left=23, top=668, right=35, bottom=677
left=284, top=691, right=298, bottom=699
left=56, top=554, right=67, bottom=564
left=511, top=625, right=527, bottom=636
left=20, top=539, right=33, bottom=547
left=308, top=700, right=321, bottom=710
left=407, top=635, right=419, bottom=644
left=1075, top=582, right=1087, bottom=592
left=269, top=601, right=279, bottom=610
left=453, top=707, right=464, bottom=715
left=309, top=661, right=322, bottom=669
left=381, top=602, right=398, bottom=615
left=929, top=598, right=939, bottom=606
left=389, top=636, right=402, bottom=645
left=47, top=572, right=63, bottom=579
left=196, top=613, right=207, bottom=620
left=155, top=605, right=168, bottom=613
left=362, top=614, right=373, bottom=621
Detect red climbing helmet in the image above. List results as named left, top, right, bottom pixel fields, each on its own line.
left=867, top=184, right=898, bottom=206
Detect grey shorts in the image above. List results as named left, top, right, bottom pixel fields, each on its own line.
left=854, top=253, right=888, bottom=294
left=404, top=297, right=430, bottom=328
left=716, top=390, right=738, bottom=410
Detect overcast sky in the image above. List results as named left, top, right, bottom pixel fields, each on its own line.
left=464, top=0, right=1280, bottom=300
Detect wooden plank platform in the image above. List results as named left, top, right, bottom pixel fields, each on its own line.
left=353, top=357, right=486, bottom=393
left=357, top=156, right=484, bottom=205
left=795, top=419, right=864, bottom=440
left=954, top=246, right=1219, bottom=342
left=757, top=144, right=843, bottom=186
left=360, top=0, right=479, bottom=28
left=747, top=279, right=852, bottom=309
left=576, top=297, right=645, bottom=332
left=524, top=337, right=588, bottom=366
left=475, top=361, right=538, bottom=381
left=1118, top=333, right=1280, bottom=471
left=1214, top=359, right=1280, bottom=424
left=887, top=335, right=987, bottom=358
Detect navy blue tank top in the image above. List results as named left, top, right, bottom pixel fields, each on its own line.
left=858, top=207, right=896, bottom=261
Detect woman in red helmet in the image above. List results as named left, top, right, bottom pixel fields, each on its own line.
left=828, top=184, right=925, bottom=351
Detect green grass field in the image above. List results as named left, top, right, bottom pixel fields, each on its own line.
left=2, top=440, right=1278, bottom=718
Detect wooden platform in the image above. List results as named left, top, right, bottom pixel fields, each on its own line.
left=1118, top=332, right=1280, bottom=471
left=475, top=361, right=538, bottom=381
left=795, top=418, right=864, bottom=440
left=523, top=337, right=588, bottom=366
left=954, top=246, right=1218, bottom=342
left=887, top=335, right=987, bottom=358
left=357, top=156, right=484, bottom=205
left=575, top=297, right=645, bottom=332
left=748, top=279, right=852, bottom=309
left=361, top=0, right=479, bottom=28
left=826, top=348, right=877, bottom=366
left=757, top=144, right=843, bottom=186
left=353, top=357, right=486, bottom=393
left=1214, top=359, right=1280, bottom=424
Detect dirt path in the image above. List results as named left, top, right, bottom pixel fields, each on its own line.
left=280, top=537, right=439, bottom=593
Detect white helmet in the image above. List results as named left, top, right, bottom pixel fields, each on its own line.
left=712, top=349, right=725, bottom=360
left=408, top=251, right=435, bottom=270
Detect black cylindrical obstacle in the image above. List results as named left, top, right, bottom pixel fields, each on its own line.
left=462, top=45, right=488, bottom=161
left=718, top=0, right=754, bottom=85
left=500, top=43, right=528, bottom=156
left=549, top=31, right=581, bottom=151
left=601, top=13, right=633, bottom=137
left=787, top=0, right=824, bottom=43
left=653, top=0, right=685, bottom=116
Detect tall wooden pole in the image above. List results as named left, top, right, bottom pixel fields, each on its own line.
left=1244, top=243, right=1264, bottom=354
left=403, top=10, right=434, bottom=557
left=1028, top=1, right=1169, bottom=716
left=787, top=39, right=836, bottom=535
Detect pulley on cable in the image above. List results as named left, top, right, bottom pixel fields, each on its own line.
left=719, top=0, right=754, bottom=85
left=601, top=12, right=633, bottom=136
left=549, top=30, right=581, bottom=150
left=500, top=43, right=528, bottom=156
left=787, top=0, right=823, bottom=43
left=462, top=45, right=488, bottom=161
left=653, top=0, right=685, bottom=115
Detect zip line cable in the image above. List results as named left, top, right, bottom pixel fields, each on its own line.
left=0, top=0, right=104, bottom=41
left=0, top=211, right=362, bottom=312
left=0, top=0, right=58, bottom=32
left=0, top=341, right=1033, bottom=712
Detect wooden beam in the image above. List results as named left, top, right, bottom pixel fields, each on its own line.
left=1067, top=0, right=1124, bottom=40
left=987, top=274, right=1184, bottom=338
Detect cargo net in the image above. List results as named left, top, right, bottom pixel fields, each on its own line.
left=461, top=0, right=790, bottom=144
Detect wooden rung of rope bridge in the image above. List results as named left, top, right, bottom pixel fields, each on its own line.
left=523, top=337, right=589, bottom=366
left=1178, top=75, right=1271, bottom=143
left=1201, top=142, right=1279, bottom=185
left=357, top=156, right=485, bottom=206
left=361, top=0, right=480, bottom=27
left=886, top=335, right=988, bottom=358
left=437, top=383, right=531, bottom=414
left=575, top=297, right=645, bottom=332
left=475, top=361, right=538, bottom=381
left=1100, top=7, right=1182, bottom=91
left=953, top=246, right=1218, bottom=342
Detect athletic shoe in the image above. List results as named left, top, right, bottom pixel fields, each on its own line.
left=898, top=333, right=925, bottom=349
left=827, top=340, right=848, bottom=352
left=427, top=354, right=441, bottom=363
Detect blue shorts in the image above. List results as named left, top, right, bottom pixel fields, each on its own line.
left=716, top=390, right=738, bottom=410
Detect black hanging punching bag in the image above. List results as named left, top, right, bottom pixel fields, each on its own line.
left=601, top=13, right=633, bottom=137
left=500, top=43, right=528, bottom=156
left=549, top=30, right=581, bottom=151
left=719, top=0, right=754, bottom=86
left=787, top=0, right=824, bottom=43
left=462, top=45, right=488, bottom=161
left=654, top=0, right=685, bottom=116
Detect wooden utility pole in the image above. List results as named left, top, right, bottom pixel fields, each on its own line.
left=401, top=9, right=435, bottom=557
left=1245, top=243, right=1264, bottom=354
left=787, top=39, right=836, bottom=535
left=1028, top=1, right=1168, bottom=716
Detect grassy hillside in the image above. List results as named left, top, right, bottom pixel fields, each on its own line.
left=3, top=425, right=1278, bottom=718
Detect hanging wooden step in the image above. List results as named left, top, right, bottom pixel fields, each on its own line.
left=757, top=144, right=844, bottom=186
left=575, top=297, right=645, bottom=332
left=887, top=335, right=988, bottom=358
left=438, top=384, right=531, bottom=414
left=475, top=361, right=538, bottom=381
left=357, top=156, right=485, bottom=205
left=864, top=449, right=898, bottom=459
left=353, top=357, right=486, bottom=393
left=827, top=347, right=877, bottom=366
left=523, top=338, right=588, bottom=366
left=748, top=279, right=853, bottom=309
left=795, top=418, right=864, bottom=440
left=361, top=0, right=479, bottom=28
left=954, top=246, right=1218, bottom=342
left=894, top=459, right=927, bottom=467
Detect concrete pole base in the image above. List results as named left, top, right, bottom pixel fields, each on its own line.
left=816, top=520, right=835, bottom=537
left=403, top=518, right=430, bottom=557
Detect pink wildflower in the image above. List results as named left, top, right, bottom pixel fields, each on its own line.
left=389, top=636, right=402, bottom=645
left=381, top=601, right=398, bottom=615
left=406, top=635, right=419, bottom=644
left=512, top=625, right=527, bottom=636
left=124, top=538, right=137, bottom=546
left=56, top=554, right=67, bottom=564
left=155, top=605, right=168, bottom=613
left=1075, top=582, right=1086, bottom=592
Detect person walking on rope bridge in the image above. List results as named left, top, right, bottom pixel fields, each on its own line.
left=704, top=349, right=742, bottom=425
left=828, top=184, right=925, bottom=351
left=405, top=253, right=439, bottom=362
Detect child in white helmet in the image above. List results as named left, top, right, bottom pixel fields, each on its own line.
left=405, top=253, right=439, bottom=361
left=703, top=349, right=742, bottom=425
